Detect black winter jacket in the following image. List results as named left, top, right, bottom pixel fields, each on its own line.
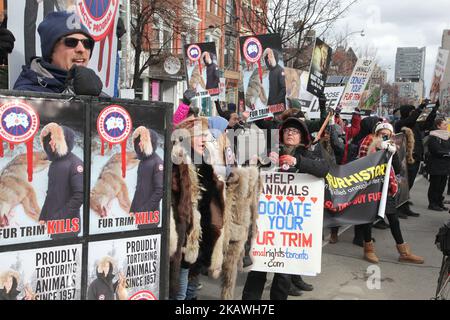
left=426, top=133, right=450, bottom=175
left=40, top=126, right=83, bottom=223
left=87, top=267, right=119, bottom=300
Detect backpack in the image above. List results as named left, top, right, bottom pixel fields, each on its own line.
left=435, top=220, right=450, bottom=256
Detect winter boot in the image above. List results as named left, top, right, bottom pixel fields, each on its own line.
left=363, top=241, right=379, bottom=264
left=396, top=243, right=424, bottom=264
left=329, top=227, right=339, bottom=244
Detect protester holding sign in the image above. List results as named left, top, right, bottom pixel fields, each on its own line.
left=13, top=11, right=102, bottom=96
left=426, top=118, right=450, bottom=211
left=242, top=117, right=328, bottom=300
left=357, top=122, right=424, bottom=264
left=394, top=100, right=441, bottom=218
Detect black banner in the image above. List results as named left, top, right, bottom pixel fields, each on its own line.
left=306, top=38, right=332, bottom=97
left=323, top=151, right=390, bottom=227
left=392, top=133, right=409, bottom=208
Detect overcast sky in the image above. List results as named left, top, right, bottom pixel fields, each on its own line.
left=330, top=0, right=450, bottom=92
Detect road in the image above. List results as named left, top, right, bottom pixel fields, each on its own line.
left=196, top=175, right=449, bottom=300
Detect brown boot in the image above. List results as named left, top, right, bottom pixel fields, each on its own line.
left=363, top=241, right=379, bottom=263
left=329, top=229, right=338, bottom=244
left=396, top=243, right=424, bottom=264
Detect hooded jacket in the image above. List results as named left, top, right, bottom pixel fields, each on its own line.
left=13, top=58, right=67, bottom=93
left=394, top=103, right=439, bottom=162
left=0, top=271, right=20, bottom=300
left=202, top=52, right=220, bottom=90
left=426, top=129, right=450, bottom=176
left=39, top=123, right=83, bottom=223
left=130, top=127, right=164, bottom=228
left=87, top=258, right=119, bottom=300
left=263, top=48, right=286, bottom=106
left=279, top=117, right=329, bottom=177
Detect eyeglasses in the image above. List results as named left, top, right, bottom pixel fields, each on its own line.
left=63, top=37, right=95, bottom=50
left=283, top=128, right=300, bottom=135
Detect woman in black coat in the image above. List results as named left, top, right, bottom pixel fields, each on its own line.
left=426, top=118, right=450, bottom=211
left=242, top=117, right=329, bottom=300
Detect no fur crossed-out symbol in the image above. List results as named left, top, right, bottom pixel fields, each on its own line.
left=97, top=104, right=132, bottom=178
left=0, top=101, right=40, bottom=182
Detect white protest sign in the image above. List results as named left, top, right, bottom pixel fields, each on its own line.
left=340, top=58, right=376, bottom=113
left=299, top=84, right=345, bottom=119
left=430, top=48, right=449, bottom=102
left=251, top=172, right=324, bottom=276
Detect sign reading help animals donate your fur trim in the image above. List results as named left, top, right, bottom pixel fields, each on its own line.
left=0, top=97, right=85, bottom=246
left=90, top=102, right=165, bottom=235
left=251, top=172, right=324, bottom=276
left=240, top=34, right=287, bottom=122
left=184, top=42, right=220, bottom=96
left=0, top=244, right=82, bottom=300
left=87, top=235, right=160, bottom=300
left=340, top=58, right=376, bottom=113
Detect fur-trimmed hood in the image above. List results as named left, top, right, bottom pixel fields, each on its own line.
left=133, top=126, right=157, bottom=159
left=202, top=51, right=214, bottom=65
left=400, top=126, right=415, bottom=164
left=96, top=256, right=116, bottom=281
left=0, top=270, right=20, bottom=299
left=263, top=47, right=278, bottom=69
left=280, top=117, right=311, bottom=147
left=40, top=122, right=74, bottom=161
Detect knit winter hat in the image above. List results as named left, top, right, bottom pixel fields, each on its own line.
left=38, top=11, right=94, bottom=62
left=374, top=122, right=394, bottom=135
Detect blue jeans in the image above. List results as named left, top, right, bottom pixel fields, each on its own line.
left=171, top=268, right=189, bottom=300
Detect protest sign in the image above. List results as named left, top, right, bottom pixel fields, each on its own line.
left=430, top=48, right=449, bottom=103
left=307, top=38, right=332, bottom=97
left=250, top=172, right=324, bottom=276
left=184, top=42, right=220, bottom=96
left=340, top=58, right=376, bottom=113
left=0, top=96, right=85, bottom=246
left=87, top=234, right=161, bottom=300
left=0, top=244, right=82, bottom=300
left=392, top=133, right=409, bottom=208
left=8, top=1, right=119, bottom=96
left=90, top=101, right=166, bottom=235
left=240, top=34, right=286, bottom=121
left=323, top=150, right=391, bottom=227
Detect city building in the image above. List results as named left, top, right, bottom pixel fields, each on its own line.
left=395, top=47, right=426, bottom=82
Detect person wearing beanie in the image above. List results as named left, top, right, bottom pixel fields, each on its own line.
left=393, top=99, right=441, bottom=217
left=242, top=117, right=328, bottom=300
left=356, top=121, right=424, bottom=265
left=426, top=118, right=450, bottom=211
left=14, top=11, right=102, bottom=96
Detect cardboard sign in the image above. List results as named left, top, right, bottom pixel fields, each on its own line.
left=251, top=172, right=324, bottom=276
left=430, top=48, right=449, bottom=103
left=307, top=38, right=332, bottom=97
left=184, top=42, right=220, bottom=96
left=87, top=234, right=160, bottom=300
left=340, top=58, right=376, bottom=113
left=240, top=34, right=287, bottom=121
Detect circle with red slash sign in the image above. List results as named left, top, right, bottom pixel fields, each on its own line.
left=243, top=37, right=263, bottom=63
left=0, top=101, right=39, bottom=144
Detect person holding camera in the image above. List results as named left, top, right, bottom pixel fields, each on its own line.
left=357, top=122, right=424, bottom=264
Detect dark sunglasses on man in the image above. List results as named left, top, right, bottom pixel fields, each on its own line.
left=63, top=37, right=95, bottom=50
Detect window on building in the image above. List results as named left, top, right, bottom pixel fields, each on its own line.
left=224, top=34, right=236, bottom=69
left=214, top=0, right=219, bottom=15
left=207, top=0, right=211, bottom=12
left=226, top=0, right=236, bottom=24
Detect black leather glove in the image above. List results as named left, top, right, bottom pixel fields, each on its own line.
left=418, top=99, right=430, bottom=110
left=0, top=28, right=15, bottom=54
left=435, top=99, right=440, bottom=108
left=67, top=65, right=103, bottom=96
left=182, top=89, right=196, bottom=105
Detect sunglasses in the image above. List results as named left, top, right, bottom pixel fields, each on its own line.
left=63, top=37, right=95, bottom=50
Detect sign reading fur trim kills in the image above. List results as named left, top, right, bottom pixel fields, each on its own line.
left=86, top=234, right=160, bottom=300
left=323, top=150, right=391, bottom=227
left=239, top=34, right=287, bottom=122
left=0, top=96, right=85, bottom=246
left=0, top=244, right=82, bottom=300
left=250, top=172, right=324, bottom=276
left=184, top=42, right=220, bottom=96
left=90, top=102, right=165, bottom=235
left=340, top=58, right=376, bottom=113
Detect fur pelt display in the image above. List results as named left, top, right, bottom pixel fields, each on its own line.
left=220, top=166, right=261, bottom=300
left=400, top=127, right=415, bottom=164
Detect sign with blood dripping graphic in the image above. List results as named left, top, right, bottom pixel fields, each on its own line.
left=76, top=0, right=120, bottom=95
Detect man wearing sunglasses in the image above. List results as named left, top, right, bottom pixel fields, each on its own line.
left=13, top=11, right=102, bottom=96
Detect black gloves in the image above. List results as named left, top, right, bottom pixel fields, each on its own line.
left=67, top=65, right=103, bottom=96
left=182, top=89, right=196, bottom=105
left=0, top=28, right=15, bottom=55
left=418, top=99, right=430, bottom=110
